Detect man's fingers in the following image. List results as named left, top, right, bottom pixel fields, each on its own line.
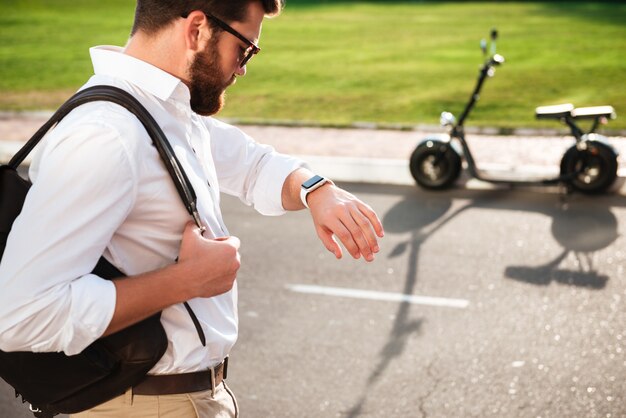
left=330, top=217, right=367, bottom=260
left=308, top=186, right=384, bottom=262
left=357, top=202, right=385, bottom=238
left=332, top=207, right=379, bottom=262
left=183, top=221, right=240, bottom=249
left=343, top=220, right=374, bottom=262
left=349, top=207, right=380, bottom=254
left=214, top=235, right=241, bottom=249
left=316, top=206, right=379, bottom=262
left=316, top=226, right=343, bottom=259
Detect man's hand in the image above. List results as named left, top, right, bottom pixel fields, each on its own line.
left=307, top=183, right=384, bottom=262
left=103, top=222, right=241, bottom=336
left=177, top=222, right=241, bottom=298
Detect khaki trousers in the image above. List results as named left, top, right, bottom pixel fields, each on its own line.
left=71, top=382, right=238, bottom=418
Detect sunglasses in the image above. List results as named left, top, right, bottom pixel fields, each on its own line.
left=182, top=11, right=261, bottom=68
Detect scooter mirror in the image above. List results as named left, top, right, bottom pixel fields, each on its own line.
left=480, top=39, right=487, bottom=55
left=492, top=54, right=505, bottom=65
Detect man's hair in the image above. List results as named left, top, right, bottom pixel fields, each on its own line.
left=131, top=0, right=285, bottom=36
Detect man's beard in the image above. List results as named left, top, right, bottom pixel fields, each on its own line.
left=188, top=41, right=233, bottom=116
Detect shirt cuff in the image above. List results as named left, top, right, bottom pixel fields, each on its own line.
left=252, top=154, right=308, bottom=216
left=64, top=274, right=117, bottom=355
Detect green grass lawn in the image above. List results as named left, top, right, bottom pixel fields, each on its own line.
left=1, top=1, right=625, bottom=130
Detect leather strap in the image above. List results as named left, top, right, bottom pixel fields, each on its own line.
left=133, top=359, right=228, bottom=396
left=8, top=86, right=204, bottom=232
left=8, top=85, right=207, bottom=347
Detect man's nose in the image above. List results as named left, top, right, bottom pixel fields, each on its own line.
left=235, top=65, right=246, bottom=77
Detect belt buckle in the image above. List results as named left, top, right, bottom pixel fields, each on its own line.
left=210, top=357, right=228, bottom=398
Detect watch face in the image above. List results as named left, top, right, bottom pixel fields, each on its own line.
left=302, top=175, right=324, bottom=190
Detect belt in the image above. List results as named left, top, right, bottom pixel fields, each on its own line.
left=133, top=358, right=228, bottom=396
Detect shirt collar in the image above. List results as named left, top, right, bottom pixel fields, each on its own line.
left=89, top=45, right=190, bottom=103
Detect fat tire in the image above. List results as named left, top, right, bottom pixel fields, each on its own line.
left=560, top=141, right=618, bottom=194
left=409, top=142, right=462, bottom=190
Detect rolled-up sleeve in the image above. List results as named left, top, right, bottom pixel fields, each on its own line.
left=207, top=118, right=306, bottom=216
left=0, top=114, right=137, bottom=355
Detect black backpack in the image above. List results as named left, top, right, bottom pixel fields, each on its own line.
left=0, top=85, right=205, bottom=417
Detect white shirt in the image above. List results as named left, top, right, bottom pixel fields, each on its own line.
left=0, top=46, right=305, bottom=373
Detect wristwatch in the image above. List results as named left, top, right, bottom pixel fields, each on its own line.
left=300, top=175, right=332, bottom=208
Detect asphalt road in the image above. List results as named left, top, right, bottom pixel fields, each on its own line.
left=2, top=182, right=625, bottom=417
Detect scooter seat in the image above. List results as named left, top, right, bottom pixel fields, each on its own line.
left=572, top=105, right=616, bottom=120
left=535, top=103, right=574, bottom=119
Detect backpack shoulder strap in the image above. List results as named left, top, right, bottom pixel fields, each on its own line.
left=9, top=85, right=204, bottom=231
left=8, top=86, right=207, bottom=346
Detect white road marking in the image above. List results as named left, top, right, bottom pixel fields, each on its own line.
left=286, top=284, right=469, bottom=309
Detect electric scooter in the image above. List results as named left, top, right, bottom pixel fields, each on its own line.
left=409, top=29, right=619, bottom=194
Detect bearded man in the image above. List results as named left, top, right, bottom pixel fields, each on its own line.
left=0, top=1, right=384, bottom=416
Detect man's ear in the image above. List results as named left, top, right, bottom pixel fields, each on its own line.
left=182, top=10, right=209, bottom=52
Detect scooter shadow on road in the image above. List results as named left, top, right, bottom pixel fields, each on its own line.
left=377, top=186, right=623, bottom=289
left=505, top=201, right=618, bottom=288
left=341, top=183, right=623, bottom=416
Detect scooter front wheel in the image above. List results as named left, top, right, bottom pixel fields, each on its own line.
left=409, top=141, right=462, bottom=190
left=560, top=141, right=618, bottom=194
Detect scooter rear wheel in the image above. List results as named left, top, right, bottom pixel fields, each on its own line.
left=409, top=141, right=462, bottom=190
left=560, top=141, right=618, bottom=194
